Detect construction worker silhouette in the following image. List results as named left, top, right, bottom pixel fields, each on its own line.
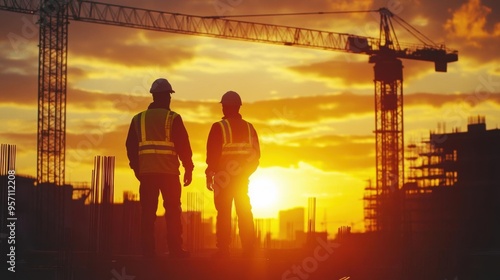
left=126, top=78, right=193, bottom=258
left=206, top=91, right=260, bottom=258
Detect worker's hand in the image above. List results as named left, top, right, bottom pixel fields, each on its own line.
left=206, top=175, right=214, bottom=191
left=183, top=170, right=192, bottom=187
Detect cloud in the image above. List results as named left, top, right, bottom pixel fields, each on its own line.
left=442, top=0, right=500, bottom=63
left=288, top=58, right=438, bottom=88
left=0, top=131, right=36, bottom=149
left=289, top=60, right=373, bottom=87
left=405, top=92, right=500, bottom=108
left=241, top=92, right=500, bottom=126
left=243, top=93, right=374, bottom=123
left=66, top=88, right=150, bottom=111
left=444, top=0, right=500, bottom=41
left=66, top=123, right=131, bottom=168
left=68, top=23, right=195, bottom=68
left=260, top=135, right=374, bottom=172
left=0, top=72, right=37, bottom=105
left=0, top=47, right=38, bottom=75
left=0, top=11, right=39, bottom=57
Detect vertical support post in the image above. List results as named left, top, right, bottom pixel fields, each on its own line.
left=308, top=197, right=316, bottom=233
left=90, top=155, right=115, bottom=256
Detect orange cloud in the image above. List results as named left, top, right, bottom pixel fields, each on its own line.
left=0, top=72, right=37, bottom=105
left=243, top=93, right=373, bottom=122
left=68, top=31, right=194, bottom=68
left=0, top=132, right=36, bottom=149
left=288, top=58, right=436, bottom=88
left=405, top=92, right=500, bottom=108
left=259, top=135, right=374, bottom=172
left=444, top=0, right=500, bottom=41
left=289, top=60, right=372, bottom=86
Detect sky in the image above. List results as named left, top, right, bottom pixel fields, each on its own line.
left=1, top=0, right=500, bottom=236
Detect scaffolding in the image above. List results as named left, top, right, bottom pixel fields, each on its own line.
left=406, top=124, right=458, bottom=189
left=363, top=121, right=460, bottom=233
left=365, top=115, right=500, bottom=257
left=363, top=179, right=378, bottom=232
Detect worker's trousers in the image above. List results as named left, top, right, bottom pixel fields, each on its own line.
left=139, top=174, right=183, bottom=256
left=214, top=177, right=255, bottom=251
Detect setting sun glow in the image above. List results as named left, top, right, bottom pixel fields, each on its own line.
left=248, top=174, right=280, bottom=218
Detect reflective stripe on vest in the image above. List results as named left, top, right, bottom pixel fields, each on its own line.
left=134, top=109, right=180, bottom=174
left=218, top=119, right=253, bottom=156
left=137, top=110, right=177, bottom=156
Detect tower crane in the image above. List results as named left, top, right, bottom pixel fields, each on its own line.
left=1, top=1, right=457, bottom=223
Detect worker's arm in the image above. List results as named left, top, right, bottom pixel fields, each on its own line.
left=125, top=118, right=140, bottom=179
left=172, top=115, right=194, bottom=186
left=205, top=123, right=222, bottom=191
left=246, top=123, right=260, bottom=176
left=205, top=123, right=223, bottom=176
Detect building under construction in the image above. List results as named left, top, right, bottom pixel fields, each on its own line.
left=365, top=116, right=500, bottom=255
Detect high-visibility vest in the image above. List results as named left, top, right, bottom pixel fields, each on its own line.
left=218, top=119, right=255, bottom=157
left=133, top=109, right=180, bottom=175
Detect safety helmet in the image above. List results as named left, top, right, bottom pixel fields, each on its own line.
left=220, top=91, right=242, bottom=106
left=150, top=78, right=175, bottom=94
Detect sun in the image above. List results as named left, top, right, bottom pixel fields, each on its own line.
left=248, top=174, right=279, bottom=217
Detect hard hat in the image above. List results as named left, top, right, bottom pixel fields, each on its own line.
left=150, top=78, right=175, bottom=94
left=220, top=91, right=242, bottom=106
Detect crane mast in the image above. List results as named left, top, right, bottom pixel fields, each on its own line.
left=37, top=0, right=69, bottom=186
left=370, top=9, right=404, bottom=233
left=1, top=1, right=458, bottom=235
